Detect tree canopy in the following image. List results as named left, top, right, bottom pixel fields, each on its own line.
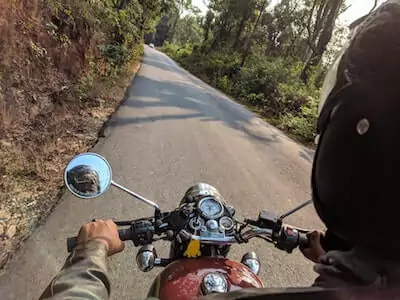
left=155, top=0, right=365, bottom=143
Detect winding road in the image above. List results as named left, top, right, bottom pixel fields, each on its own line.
left=0, top=46, right=322, bottom=300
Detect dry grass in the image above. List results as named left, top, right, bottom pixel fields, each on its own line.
left=0, top=0, right=141, bottom=268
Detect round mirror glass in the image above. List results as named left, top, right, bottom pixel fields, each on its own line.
left=64, top=153, right=112, bottom=199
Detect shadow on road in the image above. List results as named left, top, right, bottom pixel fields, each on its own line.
left=112, top=75, right=280, bottom=146
left=109, top=50, right=282, bottom=146
left=299, top=148, right=315, bottom=164
left=112, top=112, right=205, bottom=126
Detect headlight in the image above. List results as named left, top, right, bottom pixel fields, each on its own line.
left=201, top=272, right=228, bottom=294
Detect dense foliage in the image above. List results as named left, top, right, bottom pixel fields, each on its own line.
left=45, top=0, right=170, bottom=81
left=155, top=0, right=362, bottom=143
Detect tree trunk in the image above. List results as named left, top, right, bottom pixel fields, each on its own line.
left=210, top=17, right=228, bottom=51
left=233, top=16, right=247, bottom=50
left=117, top=0, right=129, bottom=10
left=204, top=26, right=210, bottom=42
left=308, top=2, right=328, bottom=51
left=305, top=0, right=318, bottom=39
left=301, top=0, right=343, bottom=83
left=240, top=0, right=268, bottom=68
left=168, top=14, right=179, bottom=43
left=286, top=29, right=303, bottom=58
left=314, top=1, right=327, bottom=33
left=203, top=11, right=214, bottom=43
left=369, top=0, right=378, bottom=14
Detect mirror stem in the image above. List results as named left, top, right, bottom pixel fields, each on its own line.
left=279, top=199, right=313, bottom=219
left=111, top=180, right=160, bottom=210
left=155, top=208, right=162, bottom=219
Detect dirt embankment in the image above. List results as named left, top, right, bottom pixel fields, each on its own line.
left=0, top=0, right=140, bottom=267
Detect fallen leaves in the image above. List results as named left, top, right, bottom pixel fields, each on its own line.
left=0, top=63, right=140, bottom=269
left=5, top=225, right=16, bottom=239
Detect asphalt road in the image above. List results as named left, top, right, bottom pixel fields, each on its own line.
left=0, top=46, right=323, bottom=300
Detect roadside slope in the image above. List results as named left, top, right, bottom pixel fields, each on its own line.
left=0, top=0, right=153, bottom=268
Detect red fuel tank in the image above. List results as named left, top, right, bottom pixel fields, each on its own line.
left=148, top=257, right=263, bottom=300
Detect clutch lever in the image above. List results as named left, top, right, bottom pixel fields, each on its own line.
left=115, top=220, right=134, bottom=226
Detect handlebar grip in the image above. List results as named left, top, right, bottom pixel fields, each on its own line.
left=66, top=228, right=133, bottom=252
left=298, top=232, right=310, bottom=249
left=67, top=237, right=78, bottom=253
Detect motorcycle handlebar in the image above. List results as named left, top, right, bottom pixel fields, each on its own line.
left=66, top=216, right=310, bottom=254
left=239, top=223, right=310, bottom=253
left=275, top=226, right=310, bottom=253
left=66, top=228, right=133, bottom=253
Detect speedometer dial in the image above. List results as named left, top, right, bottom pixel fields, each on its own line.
left=198, top=197, right=224, bottom=219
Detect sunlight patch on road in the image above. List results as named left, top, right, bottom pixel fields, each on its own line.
left=185, top=96, right=208, bottom=106
left=128, top=95, right=161, bottom=102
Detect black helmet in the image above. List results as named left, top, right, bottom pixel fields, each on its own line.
left=66, top=165, right=101, bottom=197
left=312, top=1, right=400, bottom=259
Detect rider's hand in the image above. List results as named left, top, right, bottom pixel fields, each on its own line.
left=300, top=231, right=326, bottom=263
left=77, top=219, right=125, bottom=256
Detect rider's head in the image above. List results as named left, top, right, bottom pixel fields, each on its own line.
left=312, top=3, right=400, bottom=259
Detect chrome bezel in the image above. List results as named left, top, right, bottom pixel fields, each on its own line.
left=64, top=152, right=112, bottom=199
left=201, top=272, right=228, bottom=295
left=219, top=216, right=234, bottom=231
left=197, top=197, right=224, bottom=219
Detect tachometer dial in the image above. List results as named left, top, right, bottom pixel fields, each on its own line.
left=219, top=216, right=234, bottom=231
left=198, top=197, right=224, bottom=219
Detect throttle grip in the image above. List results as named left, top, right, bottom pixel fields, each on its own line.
left=66, top=228, right=133, bottom=252
left=67, top=237, right=78, bottom=252
left=298, top=232, right=310, bottom=249
left=298, top=232, right=331, bottom=251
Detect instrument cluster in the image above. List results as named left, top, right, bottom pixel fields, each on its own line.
left=186, top=196, right=236, bottom=240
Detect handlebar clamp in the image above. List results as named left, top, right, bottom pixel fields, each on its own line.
left=257, top=211, right=282, bottom=230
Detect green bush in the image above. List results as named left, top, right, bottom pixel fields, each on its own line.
left=238, top=58, right=288, bottom=97
left=179, top=51, right=241, bottom=89
left=99, top=44, right=131, bottom=68
left=162, top=42, right=193, bottom=62
left=45, top=0, right=157, bottom=81
left=245, top=93, right=266, bottom=106
left=279, top=99, right=318, bottom=142
left=76, top=74, right=95, bottom=101
left=217, top=75, right=232, bottom=92
left=277, top=82, right=317, bottom=115
left=177, top=46, right=192, bottom=59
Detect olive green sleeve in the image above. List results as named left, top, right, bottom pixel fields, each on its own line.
left=39, top=240, right=110, bottom=300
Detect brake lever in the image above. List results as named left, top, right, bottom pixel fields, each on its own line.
left=115, top=220, right=134, bottom=226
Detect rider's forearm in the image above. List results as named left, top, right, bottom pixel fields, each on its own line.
left=39, top=240, right=110, bottom=300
